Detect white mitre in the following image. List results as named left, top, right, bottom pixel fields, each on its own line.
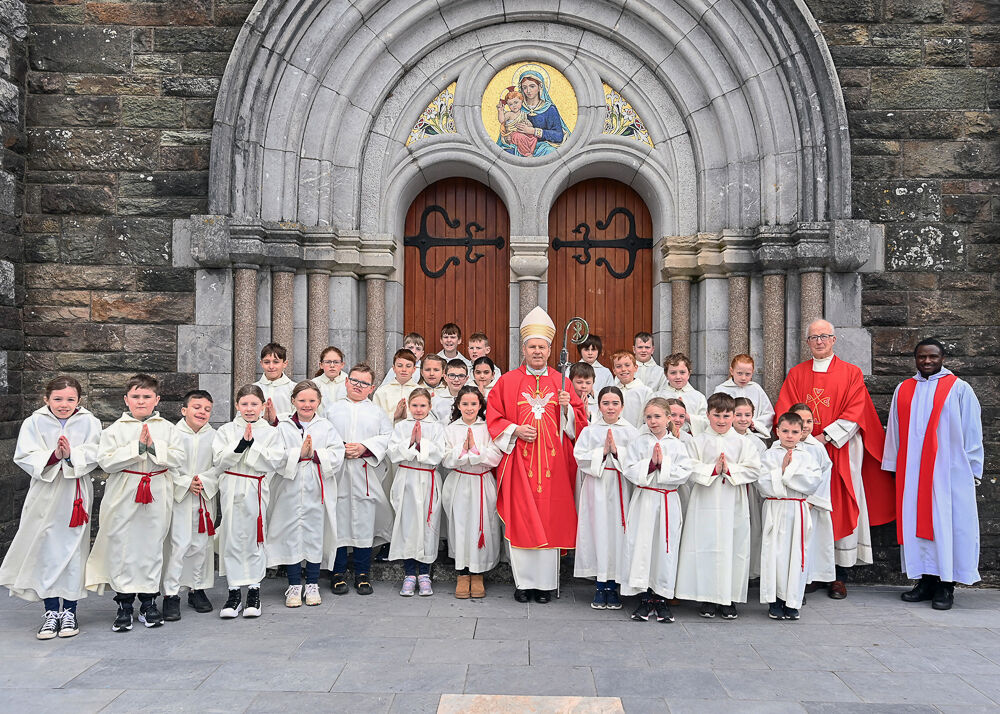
left=520, top=305, right=556, bottom=344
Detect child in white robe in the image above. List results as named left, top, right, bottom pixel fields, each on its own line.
left=432, top=359, right=469, bottom=424
left=713, top=354, right=774, bottom=439
left=471, top=356, right=497, bottom=400
left=611, top=350, right=653, bottom=428
left=574, top=386, right=641, bottom=610
left=569, top=362, right=600, bottom=423
left=388, top=389, right=446, bottom=596
left=380, top=332, right=426, bottom=386
left=162, top=390, right=220, bottom=621
left=86, top=373, right=184, bottom=632
left=633, top=331, right=665, bottom=392
left=732, top=397, right=767, bottom=582
left=270, top=380, right=346, bottom=608
left=655, top=353, right=709, bottom=435
left=621, top=397, right=693, bottom=623
left=790, top=402, right=836, bottom=595
left=213, top=384, right=284, bottom=619
left=374, top=348, right=419, bottom=422
left=757, top=411, right=822, bottom=619
left=441, top=386, right=503, bottom=598
left=314, top=345, right=347, bottom=418
left=255, top=342, right=294, bottom=425
left=663, top=397, right=694, bottom=511
left=467, top=333, right=502, bottom=387
left=675, top=392, right=761, bottom=619
left=0, top=376, right=101, bottom=639
left=577, top=334, right=614, bottom=392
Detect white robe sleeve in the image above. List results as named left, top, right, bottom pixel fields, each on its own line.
left=13, top=419, right=61, bottom=483
left=212, top=425, right=244, bottom=471
left=573, top=425, right=607, bottom=479
left=756, top=449, right=788, bottom=498
left=881, top=386, right=901, bottom=472
left=359, top=409, right=393, bottom=466
left=753, top=383, right=775, bottom=436
left=442, top=425, right=503, bottom=470
left=823, top=419, right=859, bottom=449
left=243, top=428, right=285, bottom=473
left=66, top=418, right=102, bottom=480
left=388, top=422, right=444, bottom=467
left=276, top=423, right=304, bottom=480
left=146, top=424, right=184, bottom=471
left=316, top=425, right=347, bottom=479
left=724, top=439, right=761, bottom=486
left=958, top=382, right=984, bottom=482
left=97, top=428, right=142, bottom=475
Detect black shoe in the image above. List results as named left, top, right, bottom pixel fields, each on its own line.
left=768, top=602, right=786, bottom=620
left=514, top=588, right=531, bottom=603
left=533, top=590, right=551, bottom=604
left=783, top=606, right=800, bottom=620
left=354, top=574, right=373, bottom=596
left=220, top=589, right=242, bottom=619
left=112, top=605, right=133, bottom=632
left=901, top=575, right=938, bottom=603
left=244, top=587, right=262, bottom=617
left=718, top=604, right=738, bottom=620
left=698, top=602, right=717, bottom=618
left=162, top=595, right=181, bottom=622
left=932, top=582, right=954, bottom=610
left=187, top=589, right=213, bottom=613
left=631, top=597, right=653, bottom=621
left=138, top=600, right=164, bottom=628
left=331, top=573, right=349, bottom=595
left=374, top=544, right=390, bottom=561
left=653, top=599, right=674, bottom=623
left=605, top=588, right=622, bottom=610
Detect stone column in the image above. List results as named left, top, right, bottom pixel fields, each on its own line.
left=233, top=265, right=259, bottom=391
left=799, top=270, right=825, bottom=361
left=670, top=277, right=691, bottom=356
left=365, top=275, right=387, bottom=378
left=271, top=267, right=296, bottom=370
left=762, top=271, right=786, bottom=402
left=728, top=274, right=750, bottom=357
left=307, top=269, right=330, bottom=376
left=510, top=236, right=549, bottom=322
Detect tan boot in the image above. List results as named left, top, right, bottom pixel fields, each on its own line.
left=455, top=574, right=471, bottom=599
left=470, top=574, right=486, bottom=598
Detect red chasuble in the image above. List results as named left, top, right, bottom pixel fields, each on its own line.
left=775, top=356, right=895, bottom=539
left=486, top=366, right=587, bottom=549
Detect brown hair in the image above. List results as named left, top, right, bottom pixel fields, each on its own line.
left=633, top=331, right=654, bottom=344
left=422, top=354, right=447, bottom=369
left=393, top=348, right=417, bottom=365
left=182, top=389, right=213, bottom=407
left=45, top=375, right=83, bottom=399
left=440, top=322, right=461, bottom=338
left=347, top=363, right=375, bottom=381
left=789, top=402, right=811, bottom=415
left=733, top=396, right=755, bottom=414
left=260, top=342, right=287, bottom=361
left=578, top=334, right=603, bottom=357
left=235, top=384, right=265, bottom=403
left=450, top=385, right=486, bottom=422
left=568, top=362, right=595, bottom=380
left=314, top=345, right=345, bottom=377
left=468, top=332, right=489, bottom=345
left=408, top=387, right=433, bottom=406
left=777, top=411, right=804, bottom=429
left=403, top=332, right=425, bottom=348
left=664, top=397, right=686, bottom=412
left=125, top=373, right=159, bottom=395
left=664, top=352, right=693, bottom=372
left=445, top=359, right=469, bottom=374
left=706, top=392, right=736, bottom=413
left=291, top=379, right=322, bottom=403
left=643, top=397, right=671, bottom=416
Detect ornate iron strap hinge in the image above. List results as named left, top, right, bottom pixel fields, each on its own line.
left=551, top=206, right=652, bottom=279
left=404, top=205, right=506, bottom=278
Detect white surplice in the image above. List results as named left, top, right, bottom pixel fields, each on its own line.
left=327, top=397, right=394, bottom=549
left=212, top=417, right=284, bottom=587
left=268, top=415, right=346, bottom=569
left=655, top=383, right=709, bottom=436
left=635, top=359, right=665, bottom=393
left=801, top=434, right=836, bottom=584
left=431, top=391, right=459, bottom=425
left=86, top=412, right=184, bottom=595
left=441, top=418, right=504, bottom=573
left=613, top=378, right=653, bottom=430
left=315, top=373, right=346, bottom=420
left=373, top=378, right=418, bottom=421
left=738, top=431, right=767, bottom=580
left=0, top=407, right=101, bottom=602
left=619, top=431, right=693, bottom=597
left=674, top=429, right=761, bottom=605
left=387, top=418, right=446, bottom=563
left=573, top=418, right=640, bottom=582
left=882, top=368, right=983, bottom=584
left=254, top=373, right=294, bottom=420
left=713, top=379, right=775, bottom=438
left=756, top=442, right=822, bottom=608
left=162, top=419, right=220, bottom=595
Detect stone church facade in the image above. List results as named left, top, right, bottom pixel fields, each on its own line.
left=0, top=0, right=996, bottom=580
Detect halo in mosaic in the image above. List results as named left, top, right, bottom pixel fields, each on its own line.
left=406, top=82, right=458, bottom=146
left=482, top=61, right=577, bottom=158
left=602, top=83, right=653, bottom=148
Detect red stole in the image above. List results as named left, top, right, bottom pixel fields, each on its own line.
left=775, top=356, right=895, bottom=539
left=894, top=374, right=957, bottom=543
left=486, top=367, right=585, bottom=549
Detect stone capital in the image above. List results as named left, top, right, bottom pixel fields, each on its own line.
left=509, top=235, right=549, bottom=282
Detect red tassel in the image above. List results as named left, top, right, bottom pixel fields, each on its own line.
left=204, top=510, right=216, bottom=536
left=477, top=531, right=486, bottom=550
left=134, top=475, right=153, bottom=504
left=198, top=494, right=216, bottom=535
left=68, top=479, right=89, bottom=528
left=256, top=513, right=264, bottom=545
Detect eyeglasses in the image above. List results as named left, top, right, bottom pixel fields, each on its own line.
left=321, top=359, right=343, bottom=366
left=446, top=373, right=468, bottom=380
left=806, top=334, right=835, bottom=343
left=347, top=377, right=372, bottom=388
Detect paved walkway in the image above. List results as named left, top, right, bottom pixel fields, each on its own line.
left=1, top=579, right=999, bottom=713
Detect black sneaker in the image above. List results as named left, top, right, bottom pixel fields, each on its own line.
left=244, top=587, right=261, bottom=617
left=220, top=589, right=242, bottom=619
left=631, top=597, right=653, bottom=621
left=719, top=604, right=739, bottom=620
left=768, top=602, right=786, bottom=620
left=605, top=588, right=623, bottom=610
left=162, top=595, right=181, bottom=622
left=698, top=602, right=717, bottom=618
left=112, top=605, right=133, bottom=632
left=188, top=589, right=213, bottom=613
left=331, top=573, right=349, bottom=595
left=37, top=610, right=60, bottom=640
left=653, top=599, right=674, bottom=623
left=138, top=600, right=164, bottom=628
left=783, top=606, right=800, bottom=620
left=354, top=574, right=374, bottom=596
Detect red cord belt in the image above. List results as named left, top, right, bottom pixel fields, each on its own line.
left=399, top=464, right=437, bottom=524
left=225, top=471, right=265, bottom=544
left=122, top=468, right=168, bottom=504
left=298, top=458, right=325, bottom=503
left=604, top=466, right=627, bottom=532
left=638, top=487, right=677, bottom=552
left=454, top=469, right=493, bottom=549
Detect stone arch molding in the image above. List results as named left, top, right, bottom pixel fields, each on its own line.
left=187, top=0, right=877, bottom=279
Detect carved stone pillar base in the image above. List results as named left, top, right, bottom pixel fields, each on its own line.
left=233, top=265, right=259, bottom=391
left=762, top=272, right=786, bottom=402
left=670, top=278, right=691, bottom=356
left=307, top=270, right=330, bottom=376
left=728, top=274, right=750, bottom=357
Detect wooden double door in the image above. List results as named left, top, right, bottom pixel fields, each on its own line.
left=403, top=177, right=653, bottom=371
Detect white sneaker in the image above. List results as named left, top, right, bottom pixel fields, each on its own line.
left=304, top=583, right=322, bottom=606
left=37, top=610, right=60, bottom=640
left=400, top=575, right=417, bottom=597
left=58, top=610, right=79, bottom=638
left=243, top=587, right=261, bottom=618
left=284, top=585, right=303, bottom=608
left=417, top=574, right=434, bottom=596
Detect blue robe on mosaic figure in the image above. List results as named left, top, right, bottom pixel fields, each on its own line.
left=496, top=70, right=570, bottom=157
